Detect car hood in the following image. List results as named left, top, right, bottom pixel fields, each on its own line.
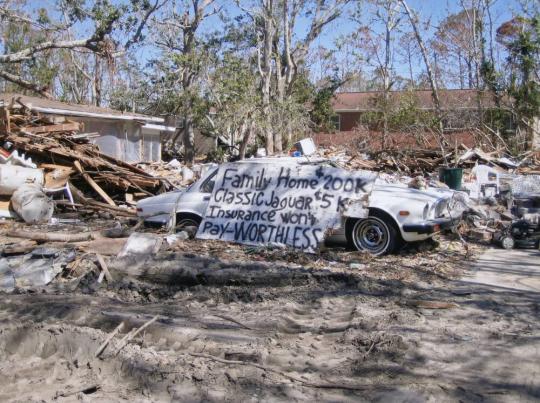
left=372, top=183, right=454, bottom=203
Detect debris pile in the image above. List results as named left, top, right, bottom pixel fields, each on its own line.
left=321, top=145, right=540, bottom=175
left=0, top=102, right=168, bottom=220
left=136, top=159, right=216, bottom=188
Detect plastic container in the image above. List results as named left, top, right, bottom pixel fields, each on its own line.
left=439, top=167, right=463, bottom=190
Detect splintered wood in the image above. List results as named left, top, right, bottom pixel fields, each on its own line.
left=0, top=101, right=167, bottom=216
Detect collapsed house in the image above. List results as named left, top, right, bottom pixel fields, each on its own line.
left=0, top=94, right=172, bottom=220
left=0, top=93, right=177, bottom=163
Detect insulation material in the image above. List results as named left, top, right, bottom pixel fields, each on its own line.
left=10, top=184, right=54, bottom=224
left=0, top=165, right=44, bottom=195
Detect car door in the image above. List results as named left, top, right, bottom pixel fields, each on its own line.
left=176, top=168, right=218, bottom=216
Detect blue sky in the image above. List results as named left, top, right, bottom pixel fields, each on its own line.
left=15, top=0, right=528, bottom=84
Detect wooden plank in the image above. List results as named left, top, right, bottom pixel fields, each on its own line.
left=22, top=122, right=81, bottom=133
left=73, top=160, right=117, bottom=207
left=96, top=253, right=114, bottom=282
left=44, top=166, right=74, bottom=188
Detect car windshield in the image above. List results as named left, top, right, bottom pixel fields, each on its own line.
left=199, top=169, right=218, bottom=193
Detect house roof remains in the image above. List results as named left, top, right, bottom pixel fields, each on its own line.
left=332, top=89, right=498, bottom=112
left=0, top=93, right=165, bottom=123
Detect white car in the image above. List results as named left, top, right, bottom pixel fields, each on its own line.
left=137, top=158, right=465, bottom=255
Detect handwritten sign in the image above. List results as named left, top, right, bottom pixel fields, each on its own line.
left=196, top=162, right=374, bottom=252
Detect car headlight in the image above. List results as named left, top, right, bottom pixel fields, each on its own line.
left=434, top=198, right=450, bottom=218
left=423, top=203, right=430, bottom=219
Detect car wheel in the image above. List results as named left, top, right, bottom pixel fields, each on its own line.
left=350, top=213, right=397, bottom=256
left=174, top=213, right=202, bottom=235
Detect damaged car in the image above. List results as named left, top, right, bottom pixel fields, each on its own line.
left=137, top=158, right=467, bottom=255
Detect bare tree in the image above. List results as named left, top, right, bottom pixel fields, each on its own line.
left=0, top=0, right=161, bottom=100
left=350, top=0, right=401, bottom=147
left=240, top=0, right=349, bottom=154
left=153, top=0, right=219, bottom=165
left=399, top=1, right=443, bottom=126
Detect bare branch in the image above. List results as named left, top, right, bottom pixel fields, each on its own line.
left=0, top=69, right=52, bottom=98
left=124, top=0, right=167, bottom=50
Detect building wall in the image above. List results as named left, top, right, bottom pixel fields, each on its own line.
left=50, top=116, right=162, bottom=162
left=71, top=117, right=124, bottom=159
left=141, top=129, right=162, bottom=162
left=121, top=121, right=142, bottom=162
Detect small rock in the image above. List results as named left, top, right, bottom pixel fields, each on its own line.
left=349, top=263, right=366, bottom=270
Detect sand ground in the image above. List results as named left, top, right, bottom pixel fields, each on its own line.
left=0, top=243, right=538, bottom=402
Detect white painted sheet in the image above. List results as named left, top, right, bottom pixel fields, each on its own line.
left=196, top=162, right=374, bottom=252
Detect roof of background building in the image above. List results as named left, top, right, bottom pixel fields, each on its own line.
left=0, top=93, right=164, bottom=123
left=332, top=89, right=499, bottom=112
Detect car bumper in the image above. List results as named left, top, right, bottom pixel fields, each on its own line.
left=402, top=217, right=458, bottom=234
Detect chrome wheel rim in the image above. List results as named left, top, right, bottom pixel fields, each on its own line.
left=352, top=217, right=390, bottom=255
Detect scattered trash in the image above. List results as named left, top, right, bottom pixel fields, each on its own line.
left=293, top=137, right=317, bottom=156
left=117, top=232, right=163, bottom=257
left=181, top=166, right=194, bottom=183
left=165, top=231, right=189, bottom=245
left=0, top=147, right=37, bottom=168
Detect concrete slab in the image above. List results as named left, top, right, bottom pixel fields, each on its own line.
left=463, top=247, right=540, bottom=292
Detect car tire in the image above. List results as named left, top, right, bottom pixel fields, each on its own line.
left=348, top=211, right=398, bottom=256
left=174, top=213, right=202, bottom=234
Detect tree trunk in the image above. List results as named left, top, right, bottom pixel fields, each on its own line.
left=260, top=0, right=275, bottom=155
left=183, top=115, right=195, bottom=166
left=400, top=0, right=446, bottom=149
left=238, top=120, right=254, bottom=159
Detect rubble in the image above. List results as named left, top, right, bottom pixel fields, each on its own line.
left=0, top=101, right=168, bottom=220
left=321, top=144, right=540, bottom=177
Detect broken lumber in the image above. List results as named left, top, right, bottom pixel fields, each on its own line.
left=74, top=160, right=117, bottom=207
left=95, top=253, right=114, bottom=282
left=68, top=183, right=135, bottom=217
left=95, top=322, right=124, bottom=357
left=0, top=104, right=165, bottom=202
left=23, top=122, right=81, bottom=134
left=0, top=240, right=37, bottom=255
left=114, top=315, right=159, bottom=355
left=6, top=229, right=94, bottom=242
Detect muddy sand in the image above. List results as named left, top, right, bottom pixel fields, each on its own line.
left=0, top=239, right=538, bottom=402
